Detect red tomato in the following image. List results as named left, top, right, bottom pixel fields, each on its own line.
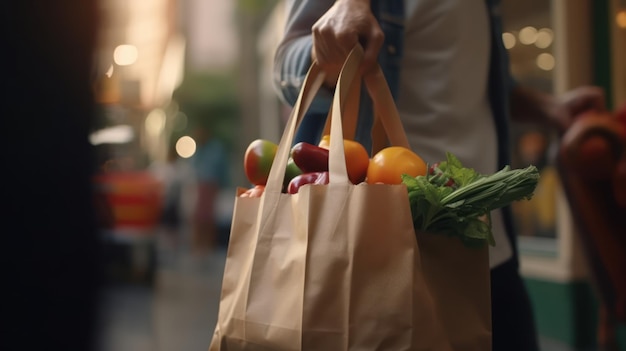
left=243, top=139, right=277, bottom=185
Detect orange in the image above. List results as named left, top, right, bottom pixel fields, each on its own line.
left=318, top=135, right=370, bottom=184
left=366, top=146, right=427, bottom=184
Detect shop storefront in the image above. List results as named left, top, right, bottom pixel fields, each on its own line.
left=503, top=0, right=625, bottom=348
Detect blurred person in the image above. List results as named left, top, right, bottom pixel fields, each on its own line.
left=1, top=1, right=101, bottom=351
left=150, top=143, right=186, bottom=247
left=273, top=1, right=606, bottom=350
left=190, top=125, right=230, bottom=255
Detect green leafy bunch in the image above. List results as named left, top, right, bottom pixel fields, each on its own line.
left=401, top=152, right=540, bottom=247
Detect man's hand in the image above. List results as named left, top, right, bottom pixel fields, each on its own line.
left=552, top=86, right=606, bottom=131
left=511, top=85, right=607, bottom=134
left=311, top=0, right=383, bottom=86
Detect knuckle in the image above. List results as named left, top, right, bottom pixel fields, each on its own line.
left=335, top=30, right=357, bottom=45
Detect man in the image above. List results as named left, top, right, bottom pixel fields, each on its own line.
left=273, top=0, right=605, bottom=350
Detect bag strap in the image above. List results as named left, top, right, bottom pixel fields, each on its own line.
left=328, top=44, right=411, bottom=184
left=363, top=64, right=410, bottom=149
left=264, top=64, right=327, bottom=194
left=322, top=76, right=362, bottom=141
left=266, top=44, right=410, bottom=190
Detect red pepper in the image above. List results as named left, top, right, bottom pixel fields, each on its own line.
left=287, top=171, right=329, bottom=194
left=428, top=162, right=456, bottom=188
left=291, top=142, right=329, bottom=173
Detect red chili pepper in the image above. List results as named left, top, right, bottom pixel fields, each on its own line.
left=291, top=142, right=329, bottom=173
left=287, top=171, right=329, bottom=194
left=428, top=162, right=441, bottom=176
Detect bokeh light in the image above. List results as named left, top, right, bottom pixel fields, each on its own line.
left=617, top=10, right=626, bottom=29
left=519, top=26, right=538, bottom=45
left=176, top=136, right=196, bottom=158
left=145, top=108, right=166, bottom=137
left=105, top=64, right=114, bottom=78
left=89, top=125, right=134, bottom=145
left=502, top=32, right=516, bottom=49
left=536, top=53, right=555, bottom=71
left=113, top=45, right=138, bottom=66
left=534, top=28, right=554, bottom=49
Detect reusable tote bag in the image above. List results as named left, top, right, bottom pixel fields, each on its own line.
left=364, top=68, right=493, bottom=351
left=209, top=45, right=490, bottom=351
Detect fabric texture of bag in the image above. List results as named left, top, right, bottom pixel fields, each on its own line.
left=209, top=45, right=491, bottom=351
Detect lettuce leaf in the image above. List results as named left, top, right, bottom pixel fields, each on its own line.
left=402, top=152, right=540, bottom=247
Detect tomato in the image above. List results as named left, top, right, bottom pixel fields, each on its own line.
left=318, top=135, right=370, bottom=184
left=366, top=146, right=427, bottom=184
left=243, top=139, right=277, bottom=185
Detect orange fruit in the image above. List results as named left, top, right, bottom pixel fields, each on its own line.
left=318, top=135, right=370, bottom=184
left=366, top=146, right=427, bottom=184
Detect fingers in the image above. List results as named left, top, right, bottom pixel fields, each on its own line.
left=311, top=0, right=383, bottom=84
left=360, top=25, right=385, bottom=74
left=312, top=21, right=353, bottom=86
left=567, top=86, right=607, bottom=117
left=312, top=22, right=384, bottom=81
left=312, top=20, right=355, bottom=68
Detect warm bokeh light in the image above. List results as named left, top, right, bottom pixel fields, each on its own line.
left=617, top=10, right=626, bottom=29
left=113, top=45, right=139, bottom=66
left=176, top=136, right=196, bottom=158
left=534, top=28, right=554, bottom=48
left=105, top=64, right=114, bottom=78
left=536, top=53, right=555, bottom=71
left=502, top=32, right=516, bottom=49
left=89, top=125, right=134, bottom=145
left=145, top=108, right=166, bottom=137
left=519, top=26, right=538, bottom=45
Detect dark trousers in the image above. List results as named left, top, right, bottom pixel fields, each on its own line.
left=492, top=259, right=540, bottom=351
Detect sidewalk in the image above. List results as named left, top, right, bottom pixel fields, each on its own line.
left=96, top=226, right=227, bottom=351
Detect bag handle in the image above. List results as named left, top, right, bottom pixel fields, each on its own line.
left=265, top=44, right=411, bottom=190
left=328, top=44, right=411, bottom=184
left=363, top=63, right=410, bottom=149
left=264, top=63, right=327, bottom=194
left=322, top=76, right=362, bottom=141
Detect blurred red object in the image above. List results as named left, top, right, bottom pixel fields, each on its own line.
left=93, top=171, right=163, bottom=233
left=558, top=108, right=626, bottom=350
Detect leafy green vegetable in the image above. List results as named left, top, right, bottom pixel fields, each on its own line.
left=402, top=152, right=540, bottom=247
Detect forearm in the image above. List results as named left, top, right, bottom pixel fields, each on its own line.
left=509, top=85, right=559, bottom=129
left=274, top=0, right=380, bottom=106
left=510, top=85, right=607, bottom=134
left=273, top=0, right=334, bottom=110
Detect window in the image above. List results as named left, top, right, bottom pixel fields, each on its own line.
left=501, top=1, right=560, bottom=257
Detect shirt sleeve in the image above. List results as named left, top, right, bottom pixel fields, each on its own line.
left=273, top=0, right=335, bottom=114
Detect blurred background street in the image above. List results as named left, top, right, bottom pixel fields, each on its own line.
left=2, top=0, right=625, bottom=350
left=96, top=227, right=227, bottom=351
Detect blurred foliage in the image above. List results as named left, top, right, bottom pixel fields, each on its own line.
left=172, top=71, right=240, bottom=151
left=237, top=0, right=278, bottom=15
